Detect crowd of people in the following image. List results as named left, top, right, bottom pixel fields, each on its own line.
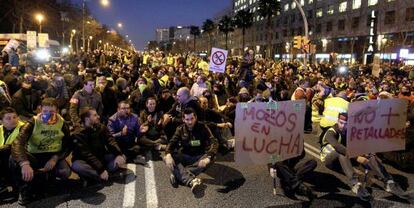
left=0, top=46, right=413, bottom=205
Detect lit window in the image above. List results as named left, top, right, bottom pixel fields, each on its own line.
left=300, top=0, right=305, bottom=6
left=308, top=0, right=313, bottom=3
left=387, top=0, right=395, bottom=1
left=327, top=5, right=334, bottom=15
left=352, top=0, right=361, bottom=9
left=339, top=2, right=347, bottom=12
left=368, top=0, right=378, bottom=6
left=249, top=0, right=252, bottom=5
left=284, top=4, right=289, bottom=11
left=292, top=2, right=296, bottom=9
left=316, top=8, right=323, bottom=17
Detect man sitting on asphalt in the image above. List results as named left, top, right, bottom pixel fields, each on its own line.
left=11, top=98, right=72, bottom=205
left=107, top=101, right=147, bottom=165
left=71, top=107, right=126, bottom=186
left=0, top=107, right=25, bottom=200
left=320, top=112, right=406, bottom=201
left=164, top=108, right=218, bottom=194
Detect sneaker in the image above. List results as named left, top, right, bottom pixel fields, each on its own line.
left=385, top=180, right=406, bottom=197
left=352, top=182, right=372, bottom=201
left=190, top=178, right=202, bottom=194
left=169, top=174, right=178, bottom=188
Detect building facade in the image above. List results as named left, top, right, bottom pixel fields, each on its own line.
left=233, top=0, right=414, bottom=63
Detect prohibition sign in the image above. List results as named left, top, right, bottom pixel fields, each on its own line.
left=212, top=51, right=226, bottom=65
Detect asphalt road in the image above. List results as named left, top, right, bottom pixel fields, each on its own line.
left=2, top=128, right=414, bottom=208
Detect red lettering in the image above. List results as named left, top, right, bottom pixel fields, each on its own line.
left=242, top=137, right=252, bottom=152
left=275, top=111, right=287, bottom=127
left=381, top=107, right=400, bottom=125
left=350, top=127, right=357, bottom=141
left=266, top=140, right=278, bottom=154
left=251, top=122, right=260, bottom=134
left=286, top=113, right=297, bottom=132
left=261, top=125, right=270, bottom=136
left=278, top=135, right=292, bottom=156
left=253, top=137, right=265, bottom=153
left=290, top=134, right=301, bottom=154
left=243, top=107, right=256, bottom=121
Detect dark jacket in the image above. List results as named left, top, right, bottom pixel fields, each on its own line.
left=166, top=122, right=218, bottom=158
left=11, top=88, right=41, bottom=119
left=69, top=89, right=103, bottom=125
left=167, top=97, right=204, bottom=122
left=72, top=124, right=123, bottom=174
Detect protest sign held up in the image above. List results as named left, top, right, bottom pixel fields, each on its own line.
left=235, top=100, right=306, bottom=165
left=346, top=99, right=408, bottom=157
left=209, top=47, right=228, bottom=73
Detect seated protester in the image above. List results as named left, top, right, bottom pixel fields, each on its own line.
left=162, top=87, right=204, bottom=139
left=11, top=98, right=72, bottom=205
left=11, top=81, right=41, bottom=121
left=107, top=101, right=146, bottom=165
left=198, top=96, right=232, bottom=154
left=138, top=97, right=168, bottom=151
left=320, top=113, right=406, bottom=201
left=164, top=108, right=218, bottom=194
left=69, top=77, right=104, bottom=127
left=157, top=89, right=175, bottom=114
left=270, top=151, right=317, bottom=200
left=71, top=108, right=126, bottom=185
left=0, top=108, right=25, bottom=197
left=0, top=79, right=12, bottom=109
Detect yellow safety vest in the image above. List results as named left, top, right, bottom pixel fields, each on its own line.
left=0, top=121, right=25, bottom=147
left=143, top=54, right=149, bottom=65
left=320, top=127, right=343, bottom=162
left=167, top=57, right=174, bottom=65
left=320, top=97, right=349, bottom=128
left=28, top=115, right=65, bottom=154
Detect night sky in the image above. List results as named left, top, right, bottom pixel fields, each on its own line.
left=82, top=0, right=232, bottom=50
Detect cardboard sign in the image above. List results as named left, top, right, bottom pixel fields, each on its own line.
left=38, top=33, right=49, bottom=48
left=209, top=47, right=228, bottom=73
left=372, top=55, right=380, bottom=78
left=346, top=99, right=408, bottom=157
left=27, top=31, right=37, bottom=49
left=235, top=100, right=306, bottom=165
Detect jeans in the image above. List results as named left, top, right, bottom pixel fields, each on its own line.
left=71, top=154, right=118, bottom=182
left=171, top=153, right=212, bottom=186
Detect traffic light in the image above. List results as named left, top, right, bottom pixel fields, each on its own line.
left=302, top=37, right=311, bottom=53
left=293, top=36, right=302, bottom=49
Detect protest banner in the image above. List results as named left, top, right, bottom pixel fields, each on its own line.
left=347, top=99, right=408, bottom=157
left=209, top=47, right=228, bottom=73
left=235, top=100, right=306, bottom=165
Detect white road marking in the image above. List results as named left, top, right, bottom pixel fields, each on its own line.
left=304, top=142, right=320, bottom=154
left=145, top=152, right=158, bottom=208
left=123, top=163, right=137, bottom=208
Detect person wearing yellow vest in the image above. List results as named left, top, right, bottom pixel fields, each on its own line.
left=167, top=53, right=175, bottom=66
left=0, top=107, right=24, bottom=196
left=321, top=113, right=407, bottom=201
left=11, top=98, right=72, bottom=205
left=319, top=91, right=349, bottom=145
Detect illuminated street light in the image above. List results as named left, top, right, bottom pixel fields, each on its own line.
left=101, top=0, right=110, bottom=7
left=117, top=22, right=123, bottom=28
left=35, top=13, right=44, bottom=33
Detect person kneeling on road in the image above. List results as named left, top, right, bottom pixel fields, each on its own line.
left=164, top=108, right=218, bottom=194
left=11, top=98, right=72, bottom=205
left=71, top=107, right=126, bottom=186
left=321, top=112, right=406, bottom=201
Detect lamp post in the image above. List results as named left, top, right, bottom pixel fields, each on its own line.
left=70, top=29, right=76, bottom=52
left=35, top=13, right=44, bottom=33
left=88, top=36, right=93, bottom=52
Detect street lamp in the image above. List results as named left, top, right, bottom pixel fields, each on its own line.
left=88, top=36, right=93, bottom=52
left=70, top=29, right=76, bottom=52
left=101, top=0, right=110, bottom=7
left=117, top=22, right=123, bottom=29
left=35, top=13, right=44, bottom=33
